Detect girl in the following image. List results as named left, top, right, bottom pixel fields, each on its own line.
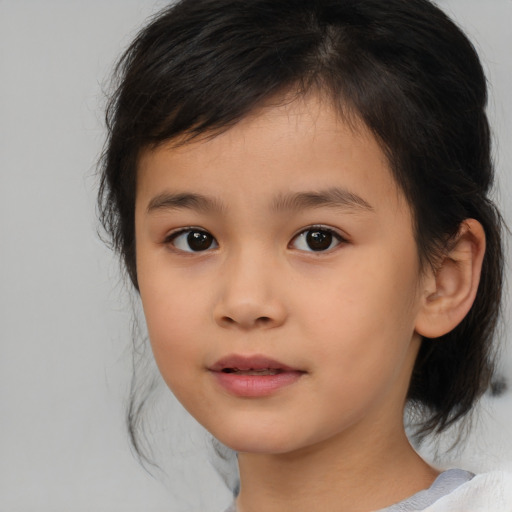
left=99, top=0, right=512, bottom=510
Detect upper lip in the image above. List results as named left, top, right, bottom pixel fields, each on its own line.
left=209, top=354, right=300, bottom=372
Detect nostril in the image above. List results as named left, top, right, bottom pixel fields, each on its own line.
left=218, top=315, right=273, bottom=328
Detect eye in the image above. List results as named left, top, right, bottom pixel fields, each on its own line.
left=290, top=227, right=344, bottom=252
left=166, top=229, right=218, bottom=253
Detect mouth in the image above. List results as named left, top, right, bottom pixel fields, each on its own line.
left=209, top=354, right=300, bottom=374
left=209, top=354, right=305, bottom=397
left=221, top=368, right=284, bottom=376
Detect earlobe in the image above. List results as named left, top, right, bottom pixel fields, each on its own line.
left=415, top=219, right=486, bottom=339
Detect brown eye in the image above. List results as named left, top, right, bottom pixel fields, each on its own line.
left=306, top=230, right=333, bottom=251
left=169, top=229, right=218, bottom=252
left=291, top=227, right=343, bottom=252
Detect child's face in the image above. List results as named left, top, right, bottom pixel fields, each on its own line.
left=135, top=95, right=428, bottom=455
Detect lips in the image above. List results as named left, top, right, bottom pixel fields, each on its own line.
left=210, top=354, right=298, bottom=373
left=222, top=368, right=283, bottom=376
left=209, top=354, right=304, bottom=397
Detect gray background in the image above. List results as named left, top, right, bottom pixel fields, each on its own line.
left=0, top=1, right=510, bottom=511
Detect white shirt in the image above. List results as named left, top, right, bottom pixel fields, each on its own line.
left=224, top=470, right=512, bottom=511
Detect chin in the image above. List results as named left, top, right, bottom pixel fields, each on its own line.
left=219, top=429, right=335, bottom=457
left=212, top=425, right=302, bottom=455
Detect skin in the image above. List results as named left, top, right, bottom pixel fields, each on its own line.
left=135, top=95, right=452, bottom=511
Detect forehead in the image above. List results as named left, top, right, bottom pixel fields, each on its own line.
left=136, top=94, right=407, bottom=217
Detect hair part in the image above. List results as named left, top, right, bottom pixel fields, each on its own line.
left=98, top=0, right=504, bottom=458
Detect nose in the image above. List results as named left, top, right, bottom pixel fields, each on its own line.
left=213, top=251, right=287, bottom=330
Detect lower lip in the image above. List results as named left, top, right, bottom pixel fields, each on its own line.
left=211, top=371, right=303, bottom=397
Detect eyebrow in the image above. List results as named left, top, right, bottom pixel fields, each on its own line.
left=272, top=188, right=374, bottom=213
left=146, top=192, right=225, bottom=214
left=146, top=187, right=374, bottom=215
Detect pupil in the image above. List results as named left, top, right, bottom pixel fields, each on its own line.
left=306, top=230, right=332, bottom=251
left=187, top=231, right=213, bottom=251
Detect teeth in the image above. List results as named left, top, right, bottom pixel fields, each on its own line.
left=223, top=368, right=281, bottom=376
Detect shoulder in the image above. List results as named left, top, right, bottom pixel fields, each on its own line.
left=423, top=471, right=512, bottom=511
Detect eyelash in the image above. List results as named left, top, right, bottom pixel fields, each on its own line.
left=164, top=225, right=347, bottom=254
left=164, top=227, right=218, bottom=253
left=289, top=226, right=347, bottom=253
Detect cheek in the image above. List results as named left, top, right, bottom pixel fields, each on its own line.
left=299, top=250, right=420, bottom=370
left=138, top=271, right=209, bottom=385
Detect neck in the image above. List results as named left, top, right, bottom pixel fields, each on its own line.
left=235, top=423, right=438, bottom=512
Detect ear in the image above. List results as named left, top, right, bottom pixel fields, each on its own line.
left=415, top=219, right=486, bottom=339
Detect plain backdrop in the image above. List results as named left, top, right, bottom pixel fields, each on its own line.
left=0, top=1, right=511, bottom=511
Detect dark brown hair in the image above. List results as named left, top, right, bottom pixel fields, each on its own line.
left=99, top=0, right=504, bottom=456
